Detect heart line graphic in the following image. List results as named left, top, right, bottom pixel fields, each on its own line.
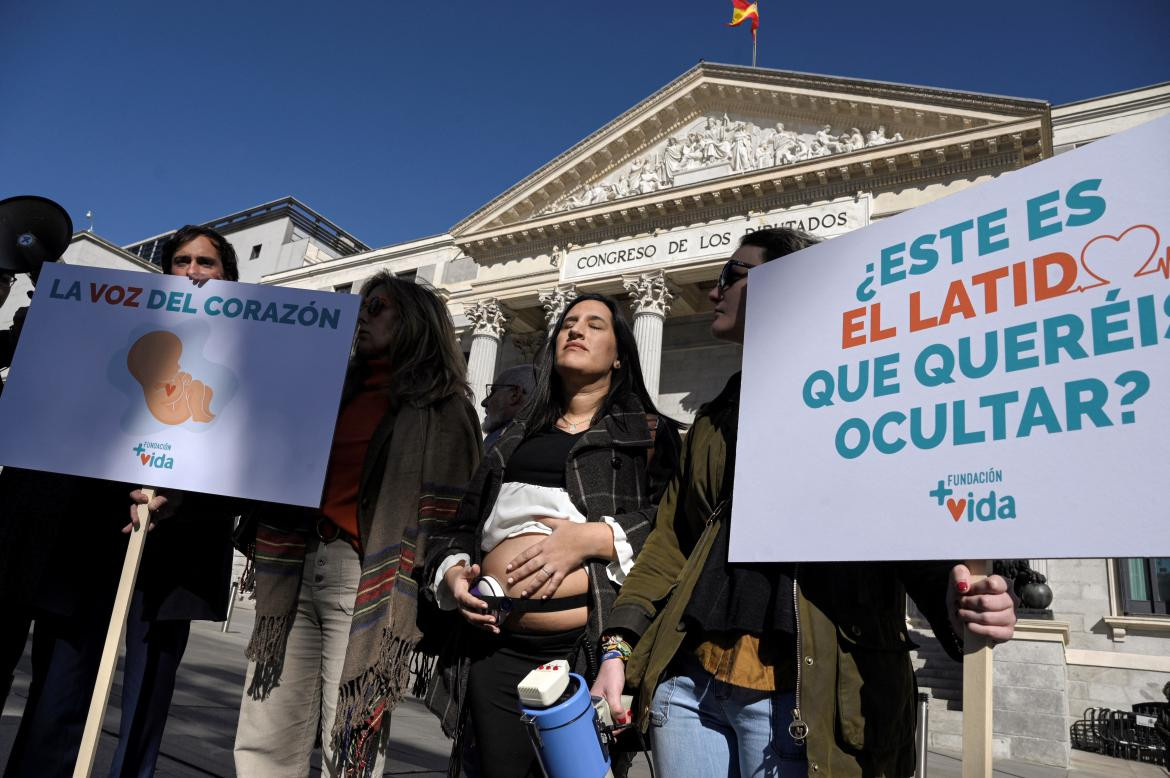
left=946, top=498, right=966, bottom=521
left=1078, top=224, right=1162, bottom=291
left=140, top=453, right=150, bottom=465
left=165, top=383, right=176, bottom=396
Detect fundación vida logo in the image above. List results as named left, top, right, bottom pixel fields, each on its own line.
left=132, top=441, right=175, bottom=470
left=929, top=468, right=1016, bottom=523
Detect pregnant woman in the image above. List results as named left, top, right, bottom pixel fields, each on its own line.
left=423, top=293, right=680, bottom=778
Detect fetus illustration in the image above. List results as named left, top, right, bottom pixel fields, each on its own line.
left=126, top=330, right=216, bottom=425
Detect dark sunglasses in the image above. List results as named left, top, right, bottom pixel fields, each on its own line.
left=360, top=296, right=390, bottom=317
left=717, top=259, right=754, bottom=291
left=485, top=383, right=520, bottom=398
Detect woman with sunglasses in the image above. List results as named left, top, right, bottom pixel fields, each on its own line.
left=235, top=273, right=481, bottom=777
left=423, top=293, right=680, bottom=778
left=591, top=228, right=1018, bottom=778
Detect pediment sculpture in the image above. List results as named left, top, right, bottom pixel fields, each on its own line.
left=541, top=114, right=903, bottom=215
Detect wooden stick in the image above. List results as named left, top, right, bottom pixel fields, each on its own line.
left=73, top=487, right=153, bottom=778
left=961, top=559, right=993, bottom=778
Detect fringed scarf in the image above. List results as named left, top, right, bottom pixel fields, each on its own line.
left=244, top=396, right=480, bottom=778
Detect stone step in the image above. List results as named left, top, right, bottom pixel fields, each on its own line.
left=915, top=669, right=962, bottom=686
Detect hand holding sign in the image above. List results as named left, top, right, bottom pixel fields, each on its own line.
left=947, top=564, right=1016, bottom=644
left=123, top=487, right=182, bottom=533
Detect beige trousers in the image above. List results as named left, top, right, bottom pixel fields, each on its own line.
left=234, top=539, right=390, bottom=777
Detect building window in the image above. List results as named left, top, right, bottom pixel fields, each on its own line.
left=249, top=244, right=262, bottom=260
left=334, top=283, right=353, bottom=294
left=399, top=270, right=417, bottom=284
left=1119, top=558, right=1170, bottom=615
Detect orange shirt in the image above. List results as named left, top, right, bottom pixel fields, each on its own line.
left=319, top=361, right=393, bottom=545
left=693, top=631, right=796, bottom=692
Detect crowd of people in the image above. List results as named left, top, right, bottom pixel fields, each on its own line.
left=0, top=224, right=1017, bottom=778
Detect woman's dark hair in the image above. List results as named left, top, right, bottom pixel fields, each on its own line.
left=739, top=226, right=819, bottom=262
left=160, top=225, right=239, bottom=281
left=525, top=292, right=674, bottom=434
left=346, top=271, right=469, bottom=406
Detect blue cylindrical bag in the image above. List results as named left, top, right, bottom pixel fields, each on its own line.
left=519, top=673, right=611, bottom=778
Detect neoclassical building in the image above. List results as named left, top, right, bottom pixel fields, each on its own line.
left=2, top=64, right=1166, bottom=769
left=261, top=65, right=1170, bottom=769
left=267, top=64, right=1068, bottom=424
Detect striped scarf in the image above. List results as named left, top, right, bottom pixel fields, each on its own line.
left=245, top=492, right=461, bottom=775
left=244, top=396, right=479, bottom=778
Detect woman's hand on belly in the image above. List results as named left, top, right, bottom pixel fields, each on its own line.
left=503, top=517, right=615, bottom=600
left=482, top=534, right=590, bottom=633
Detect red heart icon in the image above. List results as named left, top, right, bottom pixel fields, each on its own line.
left=946, top=498, right=966, bottom=522
left=165, top=383, right=176, bottom=396
left=140, top=453, right=150, bottom=465
left=1078, top=224, right=1163, bottom=291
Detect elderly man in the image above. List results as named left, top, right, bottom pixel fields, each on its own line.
left=3, top=225, right=244, bottom=778
left=480, top=364, right=536, bottom=449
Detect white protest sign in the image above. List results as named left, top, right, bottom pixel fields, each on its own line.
left=0, top=264, right=359, bottom=507
left=731, top=115, right=1170, bottom=562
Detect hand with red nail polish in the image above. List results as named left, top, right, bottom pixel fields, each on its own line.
left=947, top=563, right=1017, bottom=645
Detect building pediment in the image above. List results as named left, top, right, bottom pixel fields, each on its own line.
left=452, top=63, right=1049, bottom=252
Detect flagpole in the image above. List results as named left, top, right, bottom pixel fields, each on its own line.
left=752, top=32, right=757, bottom=67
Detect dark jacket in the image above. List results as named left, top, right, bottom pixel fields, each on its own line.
left=0, top=466, right=240, bottom=623
left=609, top=374, right=962, bottom=778
left=422, top=398, right=680, bottom=738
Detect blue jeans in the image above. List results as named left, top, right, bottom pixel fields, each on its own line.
left=649, top=655, right=807, bottom=778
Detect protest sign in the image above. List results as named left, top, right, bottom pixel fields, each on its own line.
left=0, top=264, right=359, bottom=507
left=731, top=114, right=1170, bottom=563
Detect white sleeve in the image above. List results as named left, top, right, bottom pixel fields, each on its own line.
left=600, top=516, right=635, bottom=585
left=431, top=553, right=471, bottom=611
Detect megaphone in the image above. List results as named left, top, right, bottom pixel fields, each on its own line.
left=0, top=195, right=74, bottom=279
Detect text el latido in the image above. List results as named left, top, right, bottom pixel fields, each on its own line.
left=47, top=281, right=344, bottom=330
left=844, top=179, right=1112, bottom=346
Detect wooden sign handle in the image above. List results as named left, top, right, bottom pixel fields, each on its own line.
left=73, top=487, right=154, bottom=778
left=961, top=558, right=993, bottom=778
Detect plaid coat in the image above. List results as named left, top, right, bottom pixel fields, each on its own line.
left=421, top=397, right=680, bottom=740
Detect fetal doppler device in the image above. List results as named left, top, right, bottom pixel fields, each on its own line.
left=516, top=660, right=633, bottom=778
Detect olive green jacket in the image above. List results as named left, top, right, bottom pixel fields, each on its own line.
left=609, top=374, right=963, bottom=777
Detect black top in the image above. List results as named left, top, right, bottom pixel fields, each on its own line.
left=680, top=373, right=796, bottom=635
left=503, top=426, right=582, bottom=488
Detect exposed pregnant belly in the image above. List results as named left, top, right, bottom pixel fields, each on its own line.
left=481, top=533, right=589, bottom=633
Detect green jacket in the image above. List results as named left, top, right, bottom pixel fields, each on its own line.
left=609, top=373, right=963, bottom=777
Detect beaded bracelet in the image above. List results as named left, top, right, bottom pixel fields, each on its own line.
left=600, top=635, right=633, bottom=661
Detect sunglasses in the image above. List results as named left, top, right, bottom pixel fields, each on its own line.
left=360, top=296, right=390, bottom=317
left=717, top=259, right=754, bottom=291
left=485, top=383, right=520, bottom=398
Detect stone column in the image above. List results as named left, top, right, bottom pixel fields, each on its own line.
left=465, top=299, right=508, bottom=422
left=538, top=285, right=579, bottom=331
left=623, top=271, right=673, bottom=400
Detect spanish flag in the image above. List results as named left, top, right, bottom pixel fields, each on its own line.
left=727, top=0, right=759, bottom=37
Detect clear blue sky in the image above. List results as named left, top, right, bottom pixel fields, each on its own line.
left=2, top=1, right=1167, bottom=249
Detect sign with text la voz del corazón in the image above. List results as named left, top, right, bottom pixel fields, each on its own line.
left=730, top=115, right=1170, bottom=563
left=0, top=265, right=359, bottom=507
